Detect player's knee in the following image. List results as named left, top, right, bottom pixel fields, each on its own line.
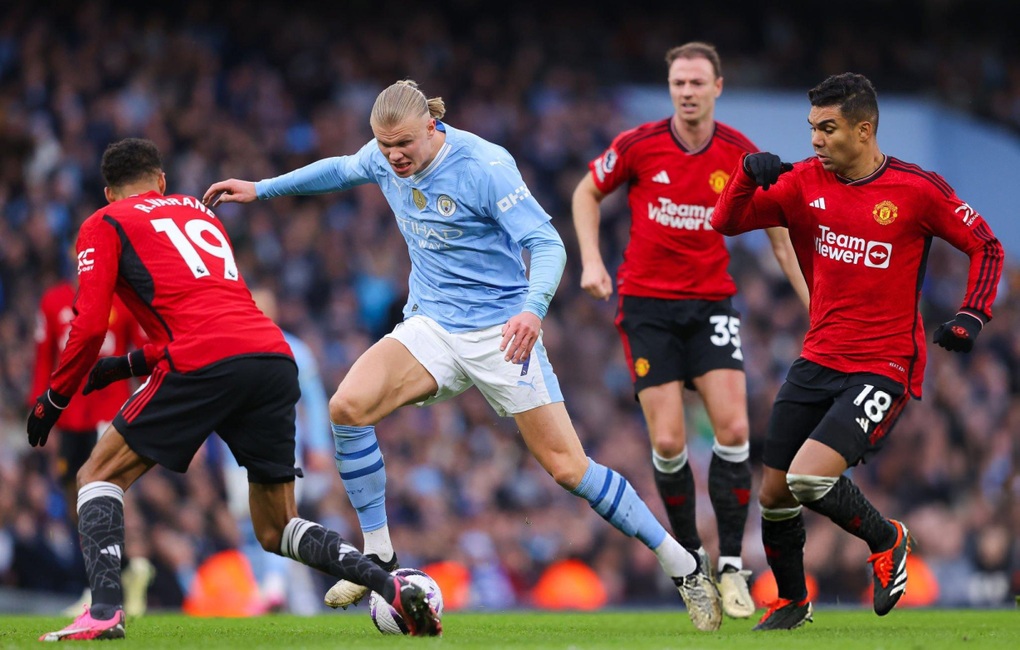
left=713, top=417, right=749, bottom=446
left=758, top=477, right=798, bottom=510
left=547, top=457, right=588, bottom=491
left=76, top=462, right=97, bottom=489
left=329, top=391, right=371, bottom=427
left=786, top=473, right=837, bottom=504
left=650, top=434, right=686, bottom=460
left=255, top=525, right=284, bottom=555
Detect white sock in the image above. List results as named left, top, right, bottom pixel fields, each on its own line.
left=653, top=536, right=697, bottom=578
left=363, top=525, right=394, bottom=562
left=719, top=555, right=743, bottom=572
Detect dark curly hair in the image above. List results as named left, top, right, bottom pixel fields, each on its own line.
left=101, top=138, right=163, bottom=188
left=808, top=73, right=879, bottom=133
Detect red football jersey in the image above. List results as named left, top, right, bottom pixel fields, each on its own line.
left=589, top=119, right=757, bottom=300
left=712, top=155, right=1003, bottom=397
left=32, top=282, right=144, bottom=431
left=50, top=191, right=291, bottom=397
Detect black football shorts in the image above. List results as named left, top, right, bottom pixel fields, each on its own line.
left=615, top=296, right=744, bottom=393
left=113, top=355, right=302, bottom=484
left=763, top=357, right=909, bottom=471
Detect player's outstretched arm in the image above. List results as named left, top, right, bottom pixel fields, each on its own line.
left=203, top=179, right=257, bottom=206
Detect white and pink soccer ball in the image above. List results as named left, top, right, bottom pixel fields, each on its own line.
left=368, top=568, right=444, bottom=635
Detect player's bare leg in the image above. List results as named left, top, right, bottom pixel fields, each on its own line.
left=324, top=339, right=437, bottom=608
left=517, top=403, right=720, bottom=631
left=693, top=369, right=754, bottom=618
left=639, top=381, right=704, bottom=552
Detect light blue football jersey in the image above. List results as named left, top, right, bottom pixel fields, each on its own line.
left=257, top=122, right=553, bottom=332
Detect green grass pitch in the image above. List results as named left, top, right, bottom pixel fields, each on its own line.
left=2, top=609, right=1017, bottom=649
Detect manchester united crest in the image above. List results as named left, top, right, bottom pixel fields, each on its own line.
left=412, top=188, right=427, bottom=210
left=709, top=170, right=730, bottom=194
left=873, top=200, right=898, bottom=225
left=634, top=357, right=650, bottom=377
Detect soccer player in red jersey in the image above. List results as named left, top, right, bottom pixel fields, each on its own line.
left=31, top=278, right=156, bottom=616
left=572, top=42, right=809, bottom=620
left=711, top=72, right=1004, bottom=630
left=32, top=282, right=142, bottom=513
left=28, top=138, right=441, bottom=641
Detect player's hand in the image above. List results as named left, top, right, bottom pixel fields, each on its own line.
left=26, top=389, right=69, bottom=447
left=83, top=350, right=149, bottom=395
left=501, top=311, right=542, bottom=364
left=580, top=263, right=614, bottom=301
left=743, top=153, right=794, bottom=191
left=202, top=179, right=257, bottom=207
left=933, top=312, right=983, bottom=353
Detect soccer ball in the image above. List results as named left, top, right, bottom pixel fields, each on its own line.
left=369, top=568, right=444, bottom=635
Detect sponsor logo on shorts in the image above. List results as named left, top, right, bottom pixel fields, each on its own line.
left=634, top=357, right=650, bottom=377
left=516, top=376, right=537, bottom=391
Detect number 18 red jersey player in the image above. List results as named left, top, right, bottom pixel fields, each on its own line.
left=711, top=72, right=1003, bottom=630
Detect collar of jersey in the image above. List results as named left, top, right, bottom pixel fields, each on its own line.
left=669, top=118, right=714, bottom=155
left=836, top=154, right=889, bottom=186
left=409, top=141, right=452, bottom=184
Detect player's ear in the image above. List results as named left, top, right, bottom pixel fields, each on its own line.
left=104, top=186, right=116, bottom=204
left=858, top=120, right=873, bottom=142
left=158, top=172, right=167, bottom=195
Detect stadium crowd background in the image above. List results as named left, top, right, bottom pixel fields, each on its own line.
left=0, top=0, right=1017, bottom=612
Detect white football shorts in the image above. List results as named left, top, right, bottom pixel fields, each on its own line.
left=384, top=315, right=564, bottom=416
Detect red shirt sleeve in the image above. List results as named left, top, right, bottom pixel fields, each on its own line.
left=588, top=131, right=635, bottom=195
left=919, top=188, right=1003, bottom=321
left=49, top=216, right=122, bottom=396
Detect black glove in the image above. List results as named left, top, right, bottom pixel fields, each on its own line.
left=743, top=153, right=794, bottom=190
left=83, top=349, right=149, bottom=395
left=27, top=389, right=70, bottom=447
left=933, top=312, right=984, bottom=353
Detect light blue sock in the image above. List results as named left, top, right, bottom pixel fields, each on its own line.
left=331, top=424, right=387, bottom=532
left=571, top=457, right=667, bottom=549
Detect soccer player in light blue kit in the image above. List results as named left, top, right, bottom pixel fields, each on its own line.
left=205, top=80, right=722, bottom=631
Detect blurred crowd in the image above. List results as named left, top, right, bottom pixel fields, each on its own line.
left=0, top=0, right=1017, bottom=612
